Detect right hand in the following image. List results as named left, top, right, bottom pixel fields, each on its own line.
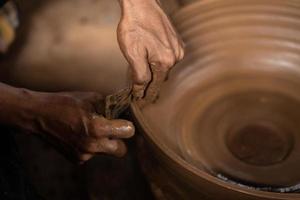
left=117, top=0, right=185, bottom=100
left=32, top=92, right=134, bottom=163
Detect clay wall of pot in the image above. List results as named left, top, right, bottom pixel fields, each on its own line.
left=134, top=0, right=300, bottom=199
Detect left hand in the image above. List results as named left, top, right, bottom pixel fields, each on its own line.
left=117, top=0, right=185, bottom=99
left=27, top=91, right=134, bottom=163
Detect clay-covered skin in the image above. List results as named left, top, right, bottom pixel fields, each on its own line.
left=0, top=0, right=133, bottom=163
left=135, top=0, right=300, bottom=199
left=118, top=0, right=185, bottom=99
left=0, top=82, right=134, bottom=163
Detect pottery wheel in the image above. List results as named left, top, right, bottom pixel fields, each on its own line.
left=142, top=0, right=300, bottom=192
left=174, top=67, right=300, bottom=191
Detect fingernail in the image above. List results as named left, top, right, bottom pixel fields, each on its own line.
left=111, top=121, right=135, bottom=138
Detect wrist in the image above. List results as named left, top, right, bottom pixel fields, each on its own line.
left=0, top=85, right=47, bottom=133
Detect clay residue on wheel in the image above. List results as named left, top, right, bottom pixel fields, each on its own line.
left=137, top=0, right=300, bottom=195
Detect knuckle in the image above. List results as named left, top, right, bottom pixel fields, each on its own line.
left=91, top=115, right=108, bottom=127
left=126, top=44, right=142, bottom=59
left=134, top=73, right=151, bottom=85
left=92, top=124, right=110, bottom=138
left=161, top=55, right=176, bottom=68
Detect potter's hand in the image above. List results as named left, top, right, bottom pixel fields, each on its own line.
left=33, top=92, right=134, bottom=163
left=117, top=0, right=185, bottom=99
left=0, top=83, right=134, bottom=163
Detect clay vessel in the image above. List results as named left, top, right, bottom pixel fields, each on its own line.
left=132, top=0, right=300, bottom=199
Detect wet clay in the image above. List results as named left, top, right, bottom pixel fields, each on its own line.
left=133, top=0, right=300, bottom=199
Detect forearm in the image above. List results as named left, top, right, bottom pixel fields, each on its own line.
left=0, top=82, right=42, bottom=132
